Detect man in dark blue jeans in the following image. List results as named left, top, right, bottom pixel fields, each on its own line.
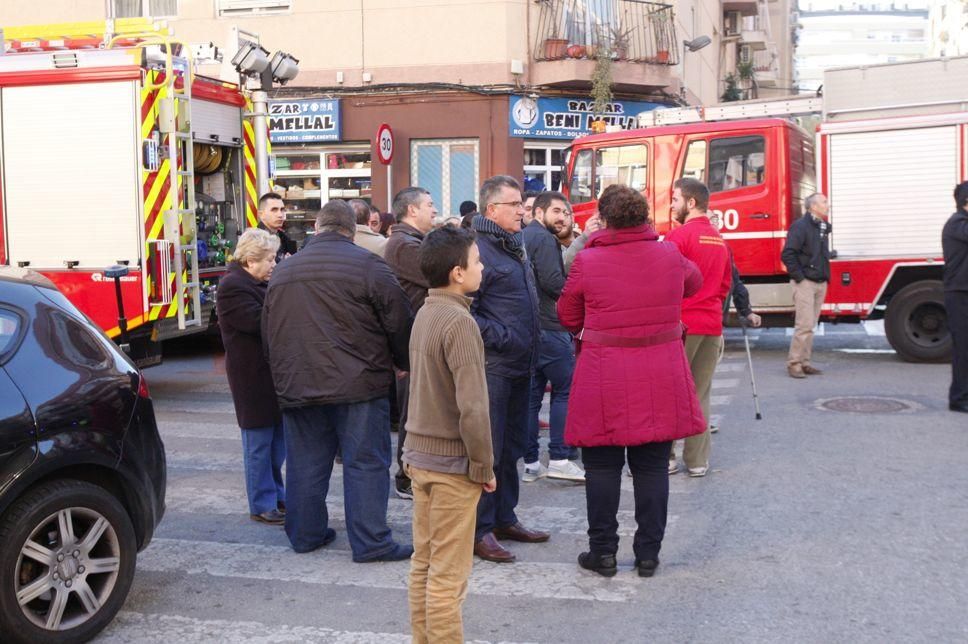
left=521, top=191, right=584, bottom=482
left=470, top=175, right=549, bottom=563
left=263, top=199, right=414, bottom=561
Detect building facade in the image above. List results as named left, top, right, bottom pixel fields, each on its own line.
left=927, top=0, right=968, bottom=57
left=795, top=1, right=929, bottom=93
left=1, top=0, right=791, bottom=234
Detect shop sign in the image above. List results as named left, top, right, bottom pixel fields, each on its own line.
left=268, top=99, right=342, bottom=143
left=509, top=96, right=668, bottom=140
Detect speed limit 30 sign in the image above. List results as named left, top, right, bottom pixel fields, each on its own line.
left=377, top=124, right=393, bottom=165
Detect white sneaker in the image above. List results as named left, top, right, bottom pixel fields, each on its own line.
left=668, top=460, right=679, bottom=475
left=709, top=424, right=719, bottom=434
left=688, top=464, right=709, bottom=478
left=522, top=461, right=547, bottom=482
left=547, top=459, right=586, bottom=481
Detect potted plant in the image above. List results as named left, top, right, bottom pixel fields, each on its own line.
left=610, top=22, right=633, bottom=60
left=721, top=73, right=742, bottom=102
left=543, top=23, right=568, bottom=60
left=590, top=43, right=614, bottom=132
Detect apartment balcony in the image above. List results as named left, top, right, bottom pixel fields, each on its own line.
left=723, top=0, right=760, bottom=17
left=532, top=0, right=679, bottom=90
left=740, top=14, right=769, bottom=50
left=753, top=45, right=779, bottom=86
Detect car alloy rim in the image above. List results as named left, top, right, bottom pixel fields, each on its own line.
left=14, top=507, right=121, bottom=631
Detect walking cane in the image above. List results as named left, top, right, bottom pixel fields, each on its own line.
left=739, top=318, right=763, bottom=420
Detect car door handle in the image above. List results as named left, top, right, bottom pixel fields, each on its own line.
left=749, top=213, right=771, bottom=220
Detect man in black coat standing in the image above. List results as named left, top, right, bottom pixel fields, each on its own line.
left=781, top=193, right=832, bottom=379
left=470, top=175, right=548, bottom=563
left=257, top=192, right=297, bottom=262
left=943, top=181, right=968, bottom=413
left=384, top=186, right=437, bottom=499
left=263, top=199, right=415, bottom=560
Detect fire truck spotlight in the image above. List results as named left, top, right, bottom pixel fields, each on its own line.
left=269, top=51, right=300, bottom=84
left=231, top=42, right=270, bottom=74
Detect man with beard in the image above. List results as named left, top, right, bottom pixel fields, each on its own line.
left=521, top=192, right=586, bottom=483
left=663, top=178, right=731, bottom=478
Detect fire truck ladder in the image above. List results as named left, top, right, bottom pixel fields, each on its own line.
left=162, top=59, right=202, bottom=330
left=109, top=32, right=202, bottom=331
left=637, top=96, right=824, bottom=127
left=2, top=18, right=172, bottom=52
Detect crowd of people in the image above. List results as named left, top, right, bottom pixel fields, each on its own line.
left=213, top=174, right=968, bottom=643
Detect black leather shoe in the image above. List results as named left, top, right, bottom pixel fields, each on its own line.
left=578, top=552, right=617, bottom=577
left=494, top=522, right=550, bottom=543
left=250, top=509, right=285, bottom=525
left=634, top=558, right=659, bottom=578
left=356, top=543, right=413, bottom=563
left=950, top=402, right=968, bottom=413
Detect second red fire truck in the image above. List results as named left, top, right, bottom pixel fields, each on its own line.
left=563, top=56, right=967, bottom=362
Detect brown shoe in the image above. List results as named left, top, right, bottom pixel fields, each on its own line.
left=802, top=365, right=823, bottom=375
left=250, top=509, right=285, bottom=525
left=494, top=522, right=550, bottom=543
left=474, top=533, right=515, bottom=562
left=787, top=365, right=807, bottom=379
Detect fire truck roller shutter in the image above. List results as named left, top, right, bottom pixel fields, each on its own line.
left=1, top=81, right=141, bottom=269
left=827, top=125, right=955, bottom=258
left=192, top=99, right=242, bottom=148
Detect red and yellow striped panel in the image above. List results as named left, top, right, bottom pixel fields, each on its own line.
left=141, top=70, right=181, bottom=324
left=242, top=97, right=259, bottom=228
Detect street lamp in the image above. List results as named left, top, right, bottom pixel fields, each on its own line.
left=681, top=35, right=712, bottom=103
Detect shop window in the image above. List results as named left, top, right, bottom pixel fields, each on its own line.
left=708, top=136, right=765, bottom=193
left=110, top=0, right=177, bottom=17
left=411, top=140, right=480, bottom=216
left=568, top=149, right=594, bottom=204
left=524, top=144, right=567, bottom=193
left=595, top=144, right=647, bottom=197
left=217, top=0, right=291, bottom=16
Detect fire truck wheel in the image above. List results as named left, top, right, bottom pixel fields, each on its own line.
left=884, top=280, right=952, bottom=363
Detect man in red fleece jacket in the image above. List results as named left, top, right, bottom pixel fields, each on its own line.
left=664, top=178, right=732, bottom=477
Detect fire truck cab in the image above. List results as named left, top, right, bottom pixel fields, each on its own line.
left=566, top=117, right=814, bottom=280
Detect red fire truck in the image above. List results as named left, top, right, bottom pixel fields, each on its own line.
left=0, top=19, right=264, bottom=365
left=563, top=57, right=968, bottom=362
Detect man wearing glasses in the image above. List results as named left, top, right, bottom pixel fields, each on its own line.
left=257, top=192, right=298, bottom=263
left=469, top=175, right=549, bottom=563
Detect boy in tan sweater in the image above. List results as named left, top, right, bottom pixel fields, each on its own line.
left=403, top=226, right=495, bottom=644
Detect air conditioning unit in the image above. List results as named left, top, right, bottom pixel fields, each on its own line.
left=725, top=11, right=742, bottom=37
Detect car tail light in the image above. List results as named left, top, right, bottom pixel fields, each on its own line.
left=137, top=373, right=151, bottom=400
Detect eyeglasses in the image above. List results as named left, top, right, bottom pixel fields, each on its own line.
left=490, top=201, right=524, bottom=208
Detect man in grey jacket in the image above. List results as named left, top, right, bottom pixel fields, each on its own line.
left=521, top=191, right=585, bottom=482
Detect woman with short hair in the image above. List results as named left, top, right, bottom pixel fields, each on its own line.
left=557, top=184, right=705, bottom=578
left=217, top=228, right=286, bottom=525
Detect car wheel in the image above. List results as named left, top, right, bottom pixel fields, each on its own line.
left=0, top=479, right=136, bottom=644
left=884, top=280, right=952, bottom=363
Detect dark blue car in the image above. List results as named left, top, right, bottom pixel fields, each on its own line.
left=0, top=267, right=166, bottom=643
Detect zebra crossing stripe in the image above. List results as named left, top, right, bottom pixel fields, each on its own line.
left=137, top=538, right=640, bottom=602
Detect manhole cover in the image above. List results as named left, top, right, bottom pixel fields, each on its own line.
left=817, top=396, right=918, bottom=414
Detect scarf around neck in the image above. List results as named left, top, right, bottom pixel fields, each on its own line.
left=472, top=213, right=525, bottom=259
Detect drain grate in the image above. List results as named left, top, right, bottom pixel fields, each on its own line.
left=817, top=396, right=918, bottom=414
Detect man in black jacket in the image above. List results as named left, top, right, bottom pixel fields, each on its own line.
left=385, top=186, right=437, bottom=499
left=471, top=175, right=548, bottom=563
left=263, top=199, right=415, bottom=561
left=521, top=191, right=584, bottom=483
left=257, top=192, right=297, bottom=263
left=781, top=193, right=832, bottom=379
left=943, top=181, right=968, bottom=413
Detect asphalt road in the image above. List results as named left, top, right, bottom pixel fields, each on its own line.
left=94, top=322, right=967, bottom=643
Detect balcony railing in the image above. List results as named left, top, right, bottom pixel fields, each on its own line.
left=533, top=0, right=679, bottom=65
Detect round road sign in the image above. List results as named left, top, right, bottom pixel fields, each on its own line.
left=377, top=124, right=393, bottom=165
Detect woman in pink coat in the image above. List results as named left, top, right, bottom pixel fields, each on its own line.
left=557, top=184, right=705, bottom=578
